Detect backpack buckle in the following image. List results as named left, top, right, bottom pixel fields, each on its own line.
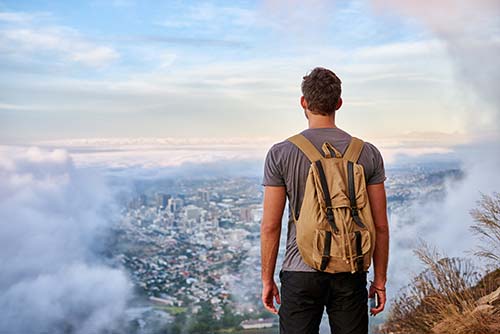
left=325, top=207, right=339, bottom=233
left=351, top=207, right=359, bottom=217
left=326, top=207, right=334, bottom=219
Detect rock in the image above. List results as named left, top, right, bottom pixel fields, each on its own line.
left=477, top=286, right=500, bottom=307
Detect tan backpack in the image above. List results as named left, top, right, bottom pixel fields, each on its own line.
left=288, top=134, right=376, bottom=274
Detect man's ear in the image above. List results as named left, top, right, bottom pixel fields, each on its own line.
left=336, top=97, right=343, bottom=110
left=300, top=96, right=307, bottom=110
left=301, top=96, right=309, bottom=119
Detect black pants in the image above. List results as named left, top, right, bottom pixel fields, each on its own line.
left=278, top=270, right=368, bottom=334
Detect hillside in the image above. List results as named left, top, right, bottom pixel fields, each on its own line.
left=381, top=192, right=500, bottom=334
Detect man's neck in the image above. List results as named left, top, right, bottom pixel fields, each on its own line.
left=307, top=115, right=337, bottom=129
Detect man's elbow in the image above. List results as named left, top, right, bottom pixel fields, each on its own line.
left=261, top=219, right=281, bottom=234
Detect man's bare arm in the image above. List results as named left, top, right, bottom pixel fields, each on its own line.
left=367, top=182, right=389, bottom=315
left=260, top=185, right=286, bottom=314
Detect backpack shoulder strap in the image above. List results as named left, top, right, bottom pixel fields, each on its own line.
left=343, top=136, right=364, bottom=163
left=287, top=134, right=323, bottom=162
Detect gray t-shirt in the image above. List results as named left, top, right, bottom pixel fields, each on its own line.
left=262, top=127, right=386, bottom=272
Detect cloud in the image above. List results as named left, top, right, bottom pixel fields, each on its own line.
left=370, top=130, right=496, bottom=164
left=0, top=11, right=42, bottom=23
left=387, top=141, right=500, bottom=298
left=365, top=0, right=500, bottom=306
left=260, top=0, right=338, bottom=36
left=0, top=27, right=119, bottom=67
left=350, top=39, right=446, bottom=63
left=0, top=146, right=132, bottom=333
left=1, top=4, right=497, bottom=147
left=21, top=133, right=492, bottom=175
left=371, top=0, right=500, bottom=131
left=3, top=29, right=483, bottom=144
left=157, top=3, right=258, bottom=30
left=0, top=11, right=119, bottom=68
left=23, top=137, right=273, bottom=173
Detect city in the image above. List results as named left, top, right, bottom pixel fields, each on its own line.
left=108, top=163, right=463, bottom=333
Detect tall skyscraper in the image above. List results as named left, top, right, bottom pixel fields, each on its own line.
left=156, top=193, right=170, bottom=209
left=168, top=197, right=184, bottom=213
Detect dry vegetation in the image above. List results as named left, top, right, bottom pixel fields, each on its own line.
left=382, top=192, right=500, bottom=334
left=470, top=192, right=500, bottom=266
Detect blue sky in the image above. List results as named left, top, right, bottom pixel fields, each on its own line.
left=0, top=0, right=498, bottom=157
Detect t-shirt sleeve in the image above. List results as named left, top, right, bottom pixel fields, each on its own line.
left=366, top=143, right=387, bottom=185
left=262, top=144, right=286, bottom=187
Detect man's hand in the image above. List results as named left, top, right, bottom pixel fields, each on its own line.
left=369, top=282, right=386, bottom=316
left=262, top=280, right=281, bottom=314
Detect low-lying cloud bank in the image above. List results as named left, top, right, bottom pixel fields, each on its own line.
left=27, top=133, right=492, bottom=173
left=0, top=146, right=132, bottom=334
left=0, top=139, right=497, bottom=330
left=388, top=144, right=500, bottom=298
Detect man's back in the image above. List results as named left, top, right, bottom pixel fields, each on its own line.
left=262, top=127, right=386, bottom=272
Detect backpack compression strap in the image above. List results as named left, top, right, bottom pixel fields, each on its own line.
left=343, top=137, right=364, bottom=163
left=345, top=137, right=366, bottom=272
left=287, top=134, right=323, bottom=162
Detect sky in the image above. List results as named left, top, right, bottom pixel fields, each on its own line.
left=0, top=0, right=499, bottom=162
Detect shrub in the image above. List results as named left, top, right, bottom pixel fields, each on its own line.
left=470, top=192, right=500, bottom=266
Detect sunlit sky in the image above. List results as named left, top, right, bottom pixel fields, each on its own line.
left=1, top=0, right=499, bottom=158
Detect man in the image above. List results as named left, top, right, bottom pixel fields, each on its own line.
left=260, top=67, right=389, bottom=334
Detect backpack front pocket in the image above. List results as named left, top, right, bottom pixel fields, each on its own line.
left=312, top=228, right=371, bottom=273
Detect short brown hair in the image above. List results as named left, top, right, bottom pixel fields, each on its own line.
left=301, top=67, right=342, bottom=116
